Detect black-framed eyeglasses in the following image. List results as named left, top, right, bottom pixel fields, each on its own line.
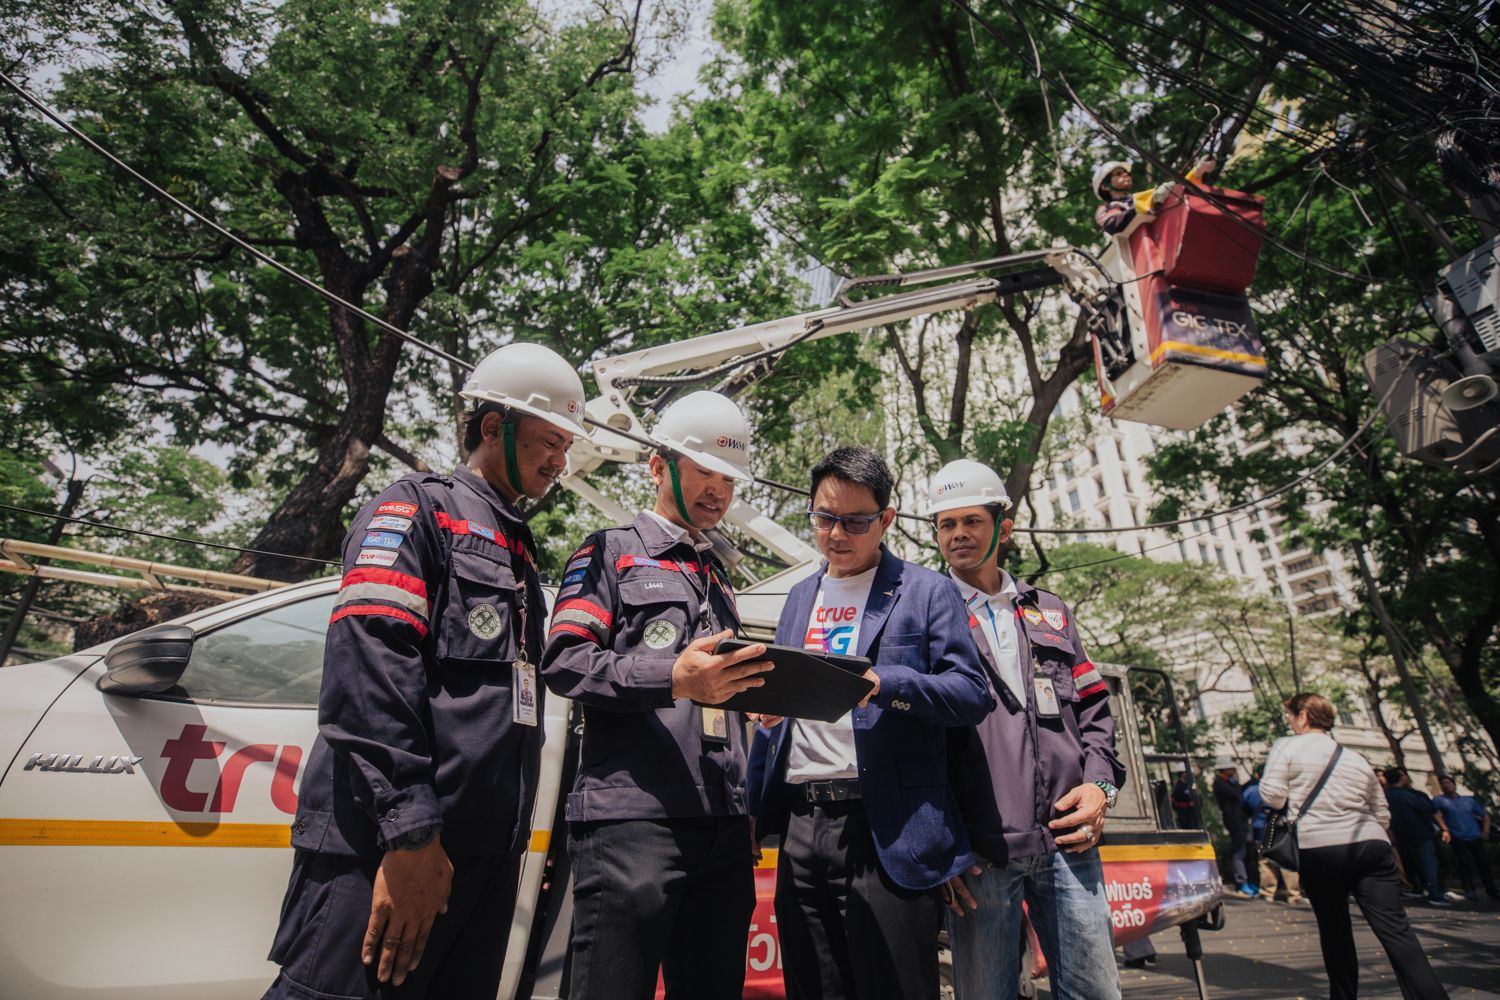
left=807, top=509, right=883, bottom=535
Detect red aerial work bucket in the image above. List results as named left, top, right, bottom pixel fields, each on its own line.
left=1145, top=184, right=1266, bottom=292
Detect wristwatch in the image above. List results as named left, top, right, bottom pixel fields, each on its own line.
left=1093, top=780, right=1119, bottom=811
left=386, top=824, right=440, bottom=852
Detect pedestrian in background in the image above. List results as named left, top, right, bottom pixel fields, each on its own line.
left=1244, top=769, right=1296, bottom=902
left=1434, top=774, right=1498, bottom=901
left=1262, top=693, right=1450, bottom=1000
left=1172, top=769, right=1201, bottom=830
left=1213, top=756, right=1256, bottom=897
left=1375, top=767, right=1416, bottom=893
left=1384, top=767, right=1458, bottom=907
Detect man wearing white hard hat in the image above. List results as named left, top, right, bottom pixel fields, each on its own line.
left=1093, top=154, right=1218, bottom=235
left=928, top=459, right=1126, bottom=1000
left=265, top=342, right=588, bottom=1000
left=540, top=390, right=774, bottom=1000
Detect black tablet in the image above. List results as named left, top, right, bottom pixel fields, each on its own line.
left=710, top=639, right=875, bottom=723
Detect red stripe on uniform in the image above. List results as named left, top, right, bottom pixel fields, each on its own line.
left=1077, top=681, right=1108, bottom=698
left=329, top=603, right=430, bottom=638
left=614, top=555, right=700, bottom=573
left=341, top=567, right=427, bottom=599
left=555, top=598, right=614, bottom=627
left=1071, top=661, right=1097, bottom=678
left=548, top=621, right=600, bottom=643
left=433, top=511, right=535, bottom=566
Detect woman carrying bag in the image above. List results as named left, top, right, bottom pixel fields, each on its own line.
left=1260, top=693, right=1449, bottom=1000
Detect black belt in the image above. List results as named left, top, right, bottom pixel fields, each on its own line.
left=799, top=778, right=862, bottom=803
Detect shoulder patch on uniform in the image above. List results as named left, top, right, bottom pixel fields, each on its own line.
left=1042, top=609, right=1067, bottom=630
left=376, top=501, right=418, bottom=517
left=355, top=548, right=399, bottom=566
left=366, top=515, right=413, bottom=532
left=1021, top=607, right=1044, bottom=626
left=565, top=556, right=592, bottom=574
left=362, top=531, right=406, bottom=550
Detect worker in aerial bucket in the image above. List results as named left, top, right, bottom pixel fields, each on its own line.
left=1093, top=155, right=1218, bottom=234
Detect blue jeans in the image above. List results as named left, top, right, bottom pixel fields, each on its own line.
left=1402, top=838, right=1443, bottom=901
left=945, top=847, right=1121, bottom=1000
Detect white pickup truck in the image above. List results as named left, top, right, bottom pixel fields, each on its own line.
left=0, top=571, right=1220, bottom=999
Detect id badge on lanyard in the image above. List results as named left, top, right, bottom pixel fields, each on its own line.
left=1033, top=676, right=1062, bottom=718
left=511, top=575, right=539, bottom=727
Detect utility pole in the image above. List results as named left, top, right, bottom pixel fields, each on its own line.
left=0, top=476, right=85, bottom=666
left=1351, top=541, right=1446, bottom=776
left=1286, top=606, right=1301, bottom=693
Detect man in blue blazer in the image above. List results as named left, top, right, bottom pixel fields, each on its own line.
left=749, top=446, right=993, bottom=1000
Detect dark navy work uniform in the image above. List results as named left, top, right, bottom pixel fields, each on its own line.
left=540, top=511, right=754, bottom=1000
left=944, top=574, right=1127, bottom=1000
left=264, top=465, right=545, bottom=1000
left=947, top=574, right=1124, bottom=865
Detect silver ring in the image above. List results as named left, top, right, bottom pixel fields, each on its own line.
left=1079, top=824, right=1094, bottom=840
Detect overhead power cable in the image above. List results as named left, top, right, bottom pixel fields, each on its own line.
left=0, top=69, right=470, bottom=372
left=0, top=503, right=339, bottom=568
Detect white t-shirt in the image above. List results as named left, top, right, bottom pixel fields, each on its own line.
left=785, top=565, right=877, bottom=783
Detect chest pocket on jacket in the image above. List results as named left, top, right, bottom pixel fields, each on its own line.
left=1026, top=628, right=1079, bottom=702
left=438, top=547, right=521, bottom=664
left=618, top=573, right=697, bottom=650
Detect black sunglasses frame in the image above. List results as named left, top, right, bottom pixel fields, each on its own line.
left=806, top=509, right=884, bottom=535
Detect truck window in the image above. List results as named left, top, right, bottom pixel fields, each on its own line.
left=173, top=594, right=335, bottom=705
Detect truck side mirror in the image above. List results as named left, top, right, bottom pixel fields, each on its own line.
left=98, top=624, right=196, bottom=696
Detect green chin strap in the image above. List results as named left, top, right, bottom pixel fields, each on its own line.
left=667, top=458, right=696, bottom=529
left=501, top=419, right=524, bottom=500
left=981, top=516, right=1001, bottom=563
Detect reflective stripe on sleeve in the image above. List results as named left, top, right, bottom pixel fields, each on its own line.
left=1073, top=660, right=1106, bottom=697
left=551, top=599, right=613, bottom=643
left=548, top=621, right=600, bottom=644
left=337, top=568, right=430, bottom=620
left=329, top=603, right=430, bottom=639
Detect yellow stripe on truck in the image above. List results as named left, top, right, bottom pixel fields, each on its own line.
left=0, top=819, right=563, bottom=852
left=0, top=819, right=1214, bottom=866
left=1097, top=842, right=1216, bottom=862
left=0, top=817, right=291, bottom=848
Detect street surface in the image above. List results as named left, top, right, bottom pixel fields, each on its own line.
left=1098, top=895, right=1500, bottom=1000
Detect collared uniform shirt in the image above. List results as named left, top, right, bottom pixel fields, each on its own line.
left=541, top=511, right=747, bottom=822
left=950, top=569, right=1024, bottom=704
left=291, top=466, right=545, bottom=858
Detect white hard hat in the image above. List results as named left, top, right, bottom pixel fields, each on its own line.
left=926, top=459, right=1012, bottom=517
left=1214, top=754, right=1237, bottom=771
left=651, top=390, right=754, bottom=480
left=1092, top=160, right=1132, bottom=200
left=459, top=342, right=588, bottom=436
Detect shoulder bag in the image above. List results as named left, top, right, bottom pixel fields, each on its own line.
left=1262, top=744, right=1343, bottom=872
